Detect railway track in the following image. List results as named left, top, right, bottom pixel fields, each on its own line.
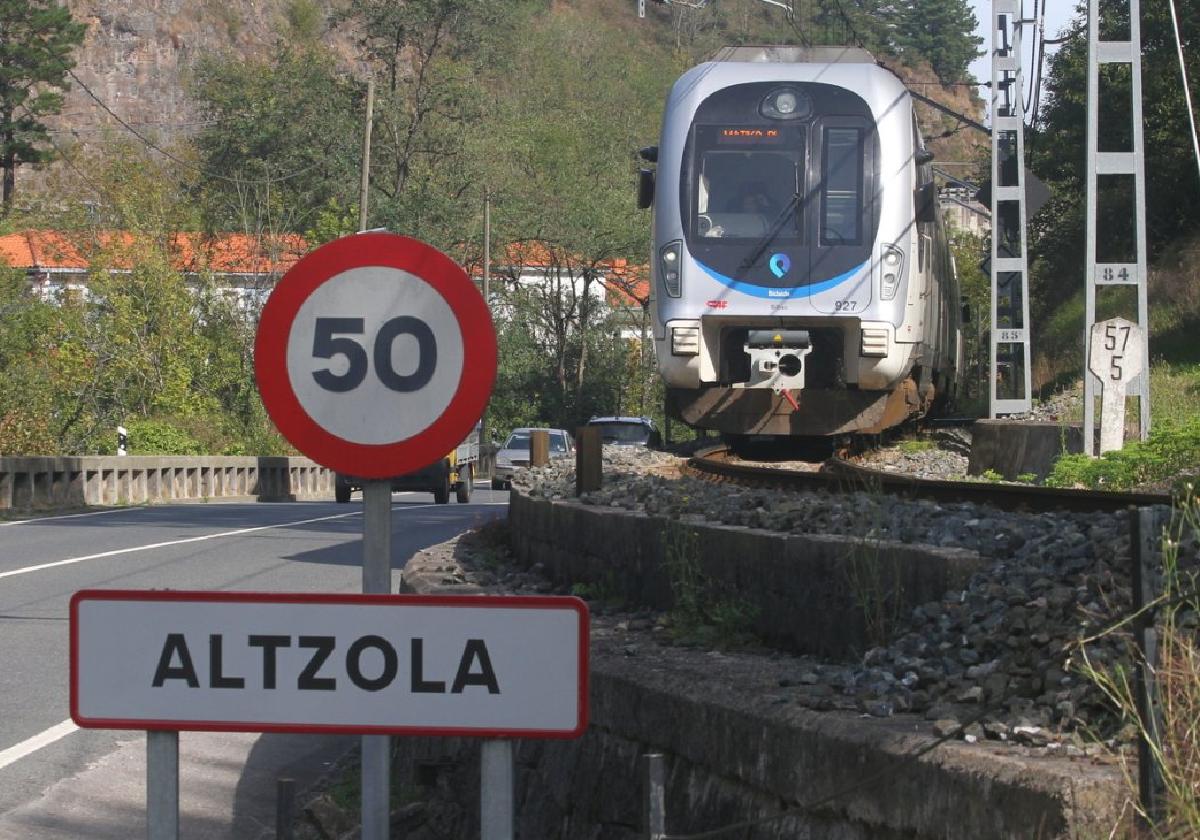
left=683, top=445, right=1174, bottom=514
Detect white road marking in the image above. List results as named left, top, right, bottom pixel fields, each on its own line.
left=0, top=494, right=509, bottom=771
left=0, top=507, right=142, bottom=527
left=0, top=720, right=78, bottom=771
left=0, top=510, right=365, bottom=581
left=0, top=497, right=508, bottom=581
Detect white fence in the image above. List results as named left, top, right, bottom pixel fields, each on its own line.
left=0, top=456, right=334, bottom=511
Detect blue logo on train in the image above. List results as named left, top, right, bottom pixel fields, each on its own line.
left=768, top=253, right=791, bottom=278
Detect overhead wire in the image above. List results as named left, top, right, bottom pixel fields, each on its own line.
left=786, top=0, right=812, bottom=48
left=1167, top=0, right=1200, bottom=186
left=1029, top=0, right=1047, bottom=135
left=1023, top=0, right=1040, bottom=117
left=65, top=68, right=323, bottom=186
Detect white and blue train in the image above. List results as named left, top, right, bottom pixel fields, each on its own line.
left=638, top=46, right=963, bottom=437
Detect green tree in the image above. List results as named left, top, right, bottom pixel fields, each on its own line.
left=479, top=8, right=664, bottom=424
left=189, top=44, right=363, bottom=236
left=0, top=260, right=81, bottom=454
left=1, top=139, right=288, bottom=455
left=1028, top=0, right=1200, bottom=379
left=332, top=0, right=536, bottom=249
left=0, top=0, right=85, bottom=212
left=894, top=0, right=982, bottom=82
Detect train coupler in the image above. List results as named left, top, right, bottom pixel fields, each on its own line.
left=742, top=329, right=812, bottom=392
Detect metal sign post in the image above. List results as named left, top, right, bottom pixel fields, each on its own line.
left=362, top=479, right=392, bottom=840
left=988, top=0, right=1034, bottom=417
left=254, top=233, right=497, bottom=837
left=1083, top=0, right=1150, bottom=455
left=146, top=730, right=178, bottom=839
left=481, top=740, right=514, bottom=840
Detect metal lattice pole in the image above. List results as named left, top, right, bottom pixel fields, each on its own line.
left=1083, top=0, right=1151, bottom=455
left=988, top=0, right=1034, bottom=417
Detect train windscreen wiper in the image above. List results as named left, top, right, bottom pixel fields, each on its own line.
left=734, top=190, right=802, bottom=280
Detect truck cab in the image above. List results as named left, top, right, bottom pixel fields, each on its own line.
left=335, top=423, right=481, bottom=504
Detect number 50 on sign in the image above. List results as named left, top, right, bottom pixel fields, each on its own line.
left=255, top=233, right=496, bottom=478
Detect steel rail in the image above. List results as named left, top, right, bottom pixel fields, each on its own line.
left=685, top=445, right=1174, bottom=514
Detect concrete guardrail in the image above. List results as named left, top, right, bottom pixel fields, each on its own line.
left=0, top=456, right=334, bottom=511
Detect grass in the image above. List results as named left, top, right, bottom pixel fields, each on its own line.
left=1046, top=413, right=1200, bottom=491
left=1072, top=491, right=1200, bottom=837
left=661, top=520, right=759, bottom=648
left=1023, top=358, right=1200, bottom=491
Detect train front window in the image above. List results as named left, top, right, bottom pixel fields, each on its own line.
left=821, top=127, right=863, bottom=245
left=691, top=125, right=803, bottom=242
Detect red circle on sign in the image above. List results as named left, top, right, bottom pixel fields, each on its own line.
left=255, top=233, right=496, bottom=478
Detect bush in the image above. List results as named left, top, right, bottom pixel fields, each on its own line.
left=121, top=419, right=205, bottom=455
left=1047, top=416, right=1200, bottom=491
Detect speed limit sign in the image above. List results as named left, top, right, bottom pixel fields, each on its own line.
left=255, top=232, right=496, bottom=478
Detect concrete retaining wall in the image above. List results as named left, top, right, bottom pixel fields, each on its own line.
left=0, top=456, right=334, bottom=510
left=385, top=532, right=1127, bottom=840
left=508, top=493, right=983, bottom=659
left=968, top=420, right=1085, bottom=481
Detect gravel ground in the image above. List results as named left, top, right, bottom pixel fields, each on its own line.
left=503, top=437, right=1198, bottom=748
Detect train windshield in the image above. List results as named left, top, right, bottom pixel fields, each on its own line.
left=692, top=125, right=804, bottom=242
left=680, top=82, right=878, bottom=290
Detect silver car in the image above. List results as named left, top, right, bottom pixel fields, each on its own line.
left=491, top=427, right=573, bottom=489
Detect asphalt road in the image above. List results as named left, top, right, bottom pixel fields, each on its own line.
left=0, top=485, right=508, bottom=838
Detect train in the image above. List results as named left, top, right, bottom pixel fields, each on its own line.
left=638, top=46, right=963, bottom=438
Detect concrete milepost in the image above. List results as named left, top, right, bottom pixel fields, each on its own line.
left=1088, top=317, right=1145, bottom=454
left=252, top=231, right=504, bottom=839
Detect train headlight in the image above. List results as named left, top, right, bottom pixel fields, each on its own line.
left=761, top=87, right=811, bottom=121
left=671, top=326, right=700, bottom=356
left=660, top=240, right=683, bottom=298
left=880, top=245, right=904, bottom=300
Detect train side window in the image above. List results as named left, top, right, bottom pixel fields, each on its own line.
left=821, top=127, right=863, bottom=245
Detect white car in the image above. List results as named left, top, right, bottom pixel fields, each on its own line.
left=586, top=416, right=662, bottom=448
left=491, top=427, right=573, bottom=489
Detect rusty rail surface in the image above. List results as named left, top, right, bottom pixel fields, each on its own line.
left=684, top=445, right=1174, bottom=514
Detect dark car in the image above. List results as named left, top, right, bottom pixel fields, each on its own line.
left=585, top=416, right=661, bottom=448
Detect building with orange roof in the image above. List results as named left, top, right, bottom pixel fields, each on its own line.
left=1, top=229, right=653, bottom=341
left=461, top=239, right=651, bottom=340
left=0, top=229, right=307, bottom=310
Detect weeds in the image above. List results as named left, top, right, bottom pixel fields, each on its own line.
left=843, top=524, right=905, bottom=650
left=1046, top=416, right=1200, bottom=491
left=569, top=572, right=625, bottom=610
left=1073, top=489, right=1200, bottom=837
left=464, top=518, right=513, bottom=570
left=661, top=520, right=758, bottom=648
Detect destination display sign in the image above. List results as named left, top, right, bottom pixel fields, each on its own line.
left=716, top=127, right=784, bottom=144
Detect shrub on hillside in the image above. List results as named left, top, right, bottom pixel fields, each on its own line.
left=1047, top=416, right=1200, bottom=491
left=120, top=419, right=205, bottom=456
